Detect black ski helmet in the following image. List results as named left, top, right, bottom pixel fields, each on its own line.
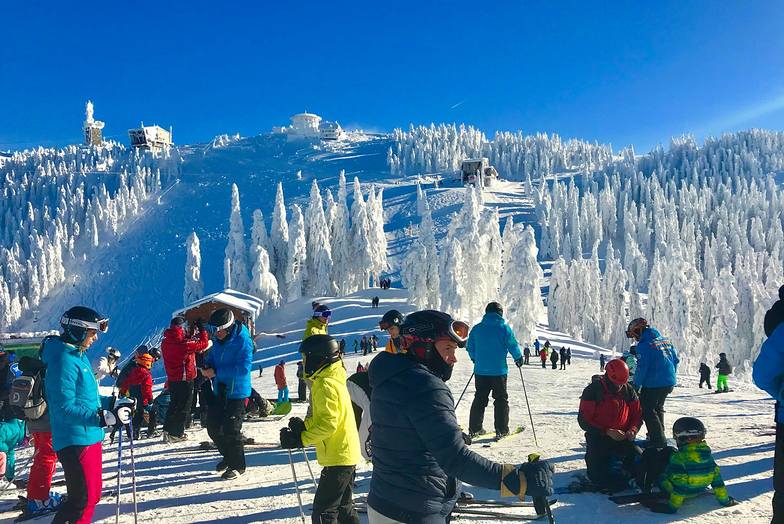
left=299, top=334, right=340, bottom=375
left=209, top=308, right=235, bottom=331
left=135, top=344, right=150, bottom=356
left=672, top=417, right=706, bottom=444
left=379, top=309, right=405, bottom=330
left=148, top=346, right=162, bottom=361
left=485, top=302, right=504, bottom=316
left=60, top=306, right=109, bottom=344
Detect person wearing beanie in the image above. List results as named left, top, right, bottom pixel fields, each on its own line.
left=466, top=302, right=524, bottom=440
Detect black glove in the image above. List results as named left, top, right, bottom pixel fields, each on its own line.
left=519, top=459, right=555, bottom=498
left=514, top=357, right=525, bottom=368
left=195, top=318, right=205, bottom=330
left=288, top=417, right=306, bottom=435
left=462, top=432, right=472, bottom=445
left=280, top=428, right=303, bottom=449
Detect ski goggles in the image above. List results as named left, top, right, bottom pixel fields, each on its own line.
left=379, top=319, right=401, bottom=330
left=61, top=316, right=109, bottom=333
left=211, top=311, right=235, bottom=331
left=314, top=310, right=332, bottom=319
left=447, top=320, right=470, bottom=346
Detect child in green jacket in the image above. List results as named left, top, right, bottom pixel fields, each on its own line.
left=0, top=408, right=26, bottom=482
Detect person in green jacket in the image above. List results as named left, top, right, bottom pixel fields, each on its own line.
left=304, top=305, right=331, bottom=340
left=0, top=409, right=26, bottom=482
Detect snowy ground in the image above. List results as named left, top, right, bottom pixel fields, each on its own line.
left=0, top=289, right=775, bottom=523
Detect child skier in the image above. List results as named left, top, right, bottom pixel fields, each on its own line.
left=715, top=353, right=732, bottom=393
left=280, top=334, right=361, bottom=522
left=0, top=405, right=26, bottom=483
left=379, top=309, right=405, bottom=354
left=119, top=353, right=154, bottom=439
left=644, top=417, right=737, bottom=513
left=274, top=360, right=289, bottom=404
left=699, top=362, right=712, bottom=389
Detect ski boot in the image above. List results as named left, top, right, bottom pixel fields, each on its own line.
left=18, top=492, right=64, bottom=522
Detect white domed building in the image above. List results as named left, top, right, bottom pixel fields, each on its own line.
left=273, top=111, right=345, bottom=141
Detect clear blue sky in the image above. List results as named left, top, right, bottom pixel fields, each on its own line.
left=2, top=1, right=784, bottom=152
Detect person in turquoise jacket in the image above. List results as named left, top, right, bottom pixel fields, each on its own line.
left=752, top=286, right=784, bottom=523
left=0, top=410, right=25, bottom=482
left=467, top=302, right=524, bottom=439
left=202, top=308, right=254, bottom=480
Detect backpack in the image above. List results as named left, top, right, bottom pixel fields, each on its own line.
left=115, top=359, right=137, bottom=388
left=9, top=337, right=53, bottom=422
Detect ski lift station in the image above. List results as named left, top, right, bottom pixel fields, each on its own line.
left=272, top=111, right=345, bottom=141
left=461, top=158, right=498, bottom=188
left=128, top=122, right=173, bottom=152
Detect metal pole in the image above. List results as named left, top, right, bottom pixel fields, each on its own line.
left=518, top=367, right=538, bottom=447
left=115, top=428, right=123, bottom=524
left=454, top=373, right=474, bottom=410
left=287, top=449, right=307, bottom=524
left=301, top=448, right=318, bottom=490
left=128, top=420, right=139, bottom=524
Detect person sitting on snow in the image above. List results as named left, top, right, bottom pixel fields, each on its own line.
left=578, top=358, right=642, bottom=492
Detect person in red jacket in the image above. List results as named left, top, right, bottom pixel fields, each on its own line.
left=274, top=360, right=288, bottom=404
left=578, top=358, right=643, bottom=491
left=539, top=348, right=547, bottom=368
left=120, top=353, right=154, bottom=440
left=161, top=316, right=211, bottom=442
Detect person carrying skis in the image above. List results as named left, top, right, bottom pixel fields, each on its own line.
left=161, top=316, right=211, bottom=443
left=280, top=335, right=361, bottom=523
left=699, top=362, right=712, bottom=389
left=599, top=353, right=606, bottom=371
left=92, top=347, right=120, bottom=384
left=296, top=361, right=307, bottom=402
left=539, top=347, right=547, bottom=368
left=715, top=353, right=732, bottom=393
left=578, top=358, right=642, bottom=491
left=467, top=303, right=524, bottom=440
left=753, top=285, right=784, bottom=522
left=523, top=345, right=530, bottom=365
left=274, top=360, right=289, bottom=404
left=304, top=305, right=331, bottom=339
left=367, top=310, right=554, bottom=523
left=628, top=318, right=679, bottom=448
left=380, top=309, right=405, bottom=355
left=550, top=347, right=559, bottom=369
left=559, top=347, right=567, bottom=370
left=643, top=417, right=737, bottom=513
left=44, top=306, right=134, bottom=524
left=200, top=309, right=253, bottom=480
left=119, top=353, right=154, bottom=440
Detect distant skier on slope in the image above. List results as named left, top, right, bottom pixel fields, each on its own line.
left=698, top=362, right=712, bottom=389
left=467, top=303, right=524, bottom=440
left=539, top=347, right=548, bottom=368
left=550, top=347, right=559, bottom=369
left=559, top=346, right=567, bottom=370
left=715, top=353, right=732, bottom=393
left=367, top=310, right=553, bottom=523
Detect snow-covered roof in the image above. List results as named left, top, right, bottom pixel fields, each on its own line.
left=291, top=112, right=321, bottom=120
left=173, top=288, right=265, bottom=321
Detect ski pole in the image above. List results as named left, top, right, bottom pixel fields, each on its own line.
left=287, top=449, right=307, bottom=524
left=455, top=373, right=474, bottom=410
left=115, top=427, right=123, bottom=524
left=301, top=448, right=318, bottom=490
left=518, top=367, right=538, bottom=447
left=128, top=420, right=139, bottom=524
left=1, top=450, right=33, bottom=492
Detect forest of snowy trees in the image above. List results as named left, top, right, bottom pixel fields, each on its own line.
left=0, top=142, right=180, bottom=329
left=182, top=171, right=388, bottom=316
left=399, top=128, right=784, bottom=382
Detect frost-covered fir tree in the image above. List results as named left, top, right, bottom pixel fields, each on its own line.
left=502, top=226, right=544, bottom=344
left=183, top=231, right=204, bottom=306
left=249, top=245, right=280, bottom=311
left=348, top=178, right=372, bottom=292
left=285, top=204, right=307, bottom=302
left=419, top=203, right=441, bottom=309
left=706, top=266, right=739, bottom=365
left=366, top=186, right=388, bottom=287
left=330, top=171, right=352, bottom=295
left=547, top=257, right=571, bottom=333
left=400, top=239, right=429, bottom=309
left=440, top=242, right=467, bottom=319
left=250, top=209, right=270, bottom=259
left=224, top=183, right=249, bottom=292
left=270, top=182, right=289, bottom=292
left=305, top=181, right=335, bottom=296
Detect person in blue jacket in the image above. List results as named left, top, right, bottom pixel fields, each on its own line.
left=43, top=306, right=133, bottom=524
left=201, top=308, right=254, bottom=481
left=752, top=285, right=784, bottom=523
left=367, top=310, right=553, bottom=524
left=467, top=302, right=524, bottom=439
left=627, top=317, right=679, bottom=448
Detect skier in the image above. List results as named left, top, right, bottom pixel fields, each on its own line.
left=118, top=353, right=154, bottom=440
left=43, top=306, right=134, bottom=524
left=644, top=417, right=737, bottom=513
left=533, top=338, right=541, bottom=355
left=379, top=309, right=405, bottom=354
left=280, top=335, right=361, bottom=523
left=367, top=310, right=554, bottom=523
left=752, top=285, right=784, bottom=522
left=274, top=360, right=289, bottom=404
left=523, top=345, right=530, bottom=365
left=202, top=308, right=254, bottom=480
left=627, top=317, right=679, bottom=448
left=353, top=339, right=359, bottom=354
left=543, top=340, right=551, bottom=355
left=304, top=305, right=331, bottom=340
left=356, top=362, right=365, bottom=373
left=296, top=361, right=307, bottom=402
left=347, top=367, right=372, bottom=461
left=371, top=335, right=378, bottom=352
left=92, top=347, right=120, bottom=384
left=539, top=347, right=547, bottom=368
left=550, top=347, right=559, bottom=369
left=559, top=346, right=567, bottom=370
left=566, top=347, right=572, bottom=365
left=361, top=336, right=369, bottom=356
left=698, top=362, right=712, bottom=389
left=578, top=359, right=642, bottom=491
left=161, top=316, right=211, bottom=443
left=715, top=353, right=732, bottom=393
left=339, top=338, right=346, bottom=356
left=467, top=303, right=524, bottom=440
left=622, top=345, right=638, bottom=387
left=599, top=353, right=606, bottom=371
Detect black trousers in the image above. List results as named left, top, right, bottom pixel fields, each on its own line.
left=164, top=380, right=194, bottom=437
left=207, top=385, right=246, bottom=472
left=774, top=421, right=784, bottom=523
left=298, top=379, right=307, bottom=402
left=469, top=375, right=509, bottom=434
left=699, top=373, right=712, bottom=389
left=311, top=465, right=360, bottom=524
left=560, top=360, right=566, bottom=370
left=639, top=386, right=673, bottom=448
left=523, top=354, right=529, bottom=365
left=584, top=432, right=641, bottom=490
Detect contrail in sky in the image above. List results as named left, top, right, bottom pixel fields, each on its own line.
left=450, top=100, right=465, bottom=110
left=697, top=90, right=784, bottom=137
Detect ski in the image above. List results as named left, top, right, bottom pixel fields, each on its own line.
left=474, top=425, right=525, bottom=447
left=457, top=497, right=557, bottom=508
left=452, top=507, right=545, bottom=520
left=609, top=492, right=668, bottom=505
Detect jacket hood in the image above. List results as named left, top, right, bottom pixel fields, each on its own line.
left=639, top=326, right=662, bottom=341
left=163, top=326, right=185, bottom=341
left=369, top=351, right=422, bottom=390
left=480, top=312, right=505, bottom=325
left=41, top=337, right=79, bottom=364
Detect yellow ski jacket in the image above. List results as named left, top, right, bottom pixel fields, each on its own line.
left=303, top=318, right=328, bottom=340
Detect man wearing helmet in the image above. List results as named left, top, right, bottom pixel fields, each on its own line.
left=366, top=310, right=554, bottom=523
left=578, top=358, right=643, bottom=491
left=626, top=317, right=679, bottom=448
left=378, top=309, right=405, bottom=354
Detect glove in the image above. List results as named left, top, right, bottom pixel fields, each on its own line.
left=519, top=456, right=555, bottom=498
left=113, top=397, right=135, bottom=425
left=100, top=410, right=118, bottom=428
left=514, top=357, right=525, bottom=368
left=720, top=496, right=739, bottom=507
left=195, top=318, right=205, bottom=330
left=288, top=417, right=306, bottom=435
left=279, top=427, right=303, bottom=449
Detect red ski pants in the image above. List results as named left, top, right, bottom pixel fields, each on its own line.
left=54, top=442, right=102, bottom=524
left=28, top=432, right=57, bottom=501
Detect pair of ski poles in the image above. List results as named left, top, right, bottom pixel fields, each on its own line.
left=287, top=447, right=318, bottom=524
left=115, top=419, right=139, bottom=524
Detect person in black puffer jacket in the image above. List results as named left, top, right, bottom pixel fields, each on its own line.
left=367, top=310, right=554, bottom=524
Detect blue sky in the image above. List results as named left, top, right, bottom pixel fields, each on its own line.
left=2, top=1, right=784, bottom=152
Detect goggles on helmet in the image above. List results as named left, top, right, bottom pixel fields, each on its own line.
left=448, top=320, right=470, bottom=346
left=61, top=315, right=109, bottom=333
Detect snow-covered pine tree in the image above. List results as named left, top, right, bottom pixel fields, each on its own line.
left=348, top=178, right=372, bottom=292
left=183, top=231, right=204, bottom=306
left=366, top=186, right=388, bottom=287
left=400, top=239, right=429, bottom=309
left=250, top=209, right=270, bottom=259
left=249, top=245, right=280, bottom=311
left=285, top=204, right=307, bottom=302
left=270, top=182, right=289, bottom=291
left=439, top=242, right=467, bottom=319
left=331, top=171, right=352, bottom=295
left=502, top=225, right=544, bottom=344
left=419, top=203, right=441, bottom=309
left=305, top=182, right=335, bottom=296
left=224, top=183, right=249, bottom=292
